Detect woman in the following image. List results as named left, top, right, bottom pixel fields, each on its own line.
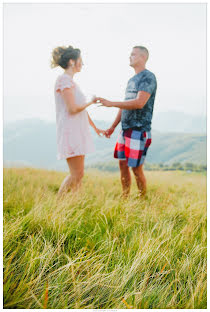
left=51, top=45, right=104, bottom=197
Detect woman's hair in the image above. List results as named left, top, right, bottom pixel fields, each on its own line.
left=51, top=45, right=81, bottom=69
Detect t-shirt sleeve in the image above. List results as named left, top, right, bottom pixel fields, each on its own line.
left=137, top=73, right=156, bottom=94
left=55, top=75, right=74, bottom=92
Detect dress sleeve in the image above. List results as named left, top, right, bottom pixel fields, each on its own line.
left=55, top=75, right=74, bottom=92
left=137, top=73, right=157, bottom=95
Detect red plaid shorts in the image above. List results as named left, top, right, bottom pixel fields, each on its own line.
left=114, top=128, right=152, bottom=167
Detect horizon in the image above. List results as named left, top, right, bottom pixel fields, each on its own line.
left=3, top=109, right=207, bottom=126
left=3, top=110, right=207, bottom=136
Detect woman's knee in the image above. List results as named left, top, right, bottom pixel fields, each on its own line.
left=72, top=169, right=84, bottom=182
left=79, top=170, right=84, bottom=180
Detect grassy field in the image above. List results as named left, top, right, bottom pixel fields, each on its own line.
left=3, top=167, right=207, bottom=309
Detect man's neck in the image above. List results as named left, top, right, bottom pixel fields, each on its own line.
left=134, top=64, right=146, bottom=74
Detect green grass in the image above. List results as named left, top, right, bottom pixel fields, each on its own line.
left=3, top=167, right=207, bottom=309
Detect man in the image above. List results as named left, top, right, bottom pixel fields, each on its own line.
left=96, top=46, right=157, bottom=198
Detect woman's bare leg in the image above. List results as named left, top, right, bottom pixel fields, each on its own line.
left=57, top=155, right=85, bottom=198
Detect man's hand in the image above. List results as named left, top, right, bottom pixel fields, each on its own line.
left=104, top=126, right=115, bottom=138
left=95, top=97, right=113, bottom=107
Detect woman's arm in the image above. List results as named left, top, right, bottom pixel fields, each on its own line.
left=87, top=113, right=105, bottom=136
left=61, top=88, right=95, bottom=114
left=88, top=113, right=97, bottom=130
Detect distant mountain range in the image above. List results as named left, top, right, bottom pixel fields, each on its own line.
left=3, top=111, right=206, bottom=172
left=152, top=111, right=206, bottom=133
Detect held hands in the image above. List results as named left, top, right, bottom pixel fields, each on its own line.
left=94, top=126, right=115, bottom=138
left=94, top=127, right=106, bottom=137
left=86, top=95, right=98, bottom=107
left=91, top=95, right=98, bottom=104
left=89, top=95, right=112, bottom=107
left=91, top=95, right=115, bottom=138
left=104, top=126, right=115, bottom=138
left=95, top=97, right=113, bottom=107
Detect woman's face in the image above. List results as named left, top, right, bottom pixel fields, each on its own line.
left=75, top=56, right=83, bottom=72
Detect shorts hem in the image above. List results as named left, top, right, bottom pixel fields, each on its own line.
left=114, top=156, right=126, bottom=160
left=127, top=160, right=145, bottom=167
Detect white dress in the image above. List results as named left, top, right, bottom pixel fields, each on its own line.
left=54, top=73, right=95, bottom=160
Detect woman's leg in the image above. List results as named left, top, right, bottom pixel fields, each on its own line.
left=57, top=155, right=85, bottom=197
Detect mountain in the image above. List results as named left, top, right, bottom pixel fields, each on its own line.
left=3, top=116, right=206, bottom=171
left=152, top=111, right=206, bottom=133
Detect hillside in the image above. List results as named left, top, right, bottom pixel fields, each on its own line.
left=3, top=168, right=207, bottom=308
left=3, top=118, right=207, bottom=171
left=152, top=111, right=206, bottom=133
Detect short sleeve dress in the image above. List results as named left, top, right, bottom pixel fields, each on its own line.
left=54, top=73, right=95, bottom=160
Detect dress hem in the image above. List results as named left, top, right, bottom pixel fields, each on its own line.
left=57, top=149, right=95, bottom=160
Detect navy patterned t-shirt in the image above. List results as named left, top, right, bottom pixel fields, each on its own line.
left=121, top=69, right=157, bottom=131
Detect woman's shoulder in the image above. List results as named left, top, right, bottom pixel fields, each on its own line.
left=55, top=73, right=75, bottom=93
left=56, top=73, right=74, bottom=82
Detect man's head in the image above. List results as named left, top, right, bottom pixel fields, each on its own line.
left=129, top=46, right=149, bottom=68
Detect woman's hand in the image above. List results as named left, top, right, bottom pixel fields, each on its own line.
left=94, top=127, right=106, bottom=137
left=95, top=97, right=113, bottom=107
left=90, top=95, right=98, bottom=104
left=85, top=95, right=98, bottom=109
left=104, top=126, right=115, bottom=138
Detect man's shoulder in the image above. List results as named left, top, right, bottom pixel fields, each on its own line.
left=142, top=69, right=156, bottom=81
left=127, top=69, right=157, bottom=88
left=130, top=69, right=157, bottom=85
left=139, top=70, right=157, bottom=91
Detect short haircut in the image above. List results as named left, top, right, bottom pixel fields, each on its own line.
left=133, top=46, right=149, bottom=61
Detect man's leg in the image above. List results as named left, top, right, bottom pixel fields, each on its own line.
left=119, top=160, right=131, bottom=197
left=132, top=163, right=147, bottom=196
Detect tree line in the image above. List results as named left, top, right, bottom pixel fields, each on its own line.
left=87, top=161, right=207, bottom=172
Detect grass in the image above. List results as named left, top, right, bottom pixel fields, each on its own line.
left=3, top=167, right=207, bottom=309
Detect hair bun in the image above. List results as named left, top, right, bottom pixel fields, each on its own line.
left=50, top=45, right=81, bottom=69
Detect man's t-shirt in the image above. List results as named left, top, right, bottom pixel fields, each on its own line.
left=121, top=69, right=157, bottom=131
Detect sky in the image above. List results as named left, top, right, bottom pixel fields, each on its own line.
left=3, top=3, right=207, bottom=123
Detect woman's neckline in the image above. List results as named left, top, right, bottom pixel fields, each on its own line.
left=62, top=73, right=74, bottom=80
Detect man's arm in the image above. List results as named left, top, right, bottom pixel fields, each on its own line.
left=97, top=91, right=151, bottom=110
left=113, top=91, right=151, bottom=109
left=96, top=74, right=156, bottom=110
left=111, top=108, right=122, bottom=128
left=105, top=109, right=122, bottom=138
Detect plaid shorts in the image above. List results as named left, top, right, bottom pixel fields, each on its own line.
left=114, top=128, right=152, bottom=167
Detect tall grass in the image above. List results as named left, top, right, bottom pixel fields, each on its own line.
left=3, top=167, right=207, bottom=308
